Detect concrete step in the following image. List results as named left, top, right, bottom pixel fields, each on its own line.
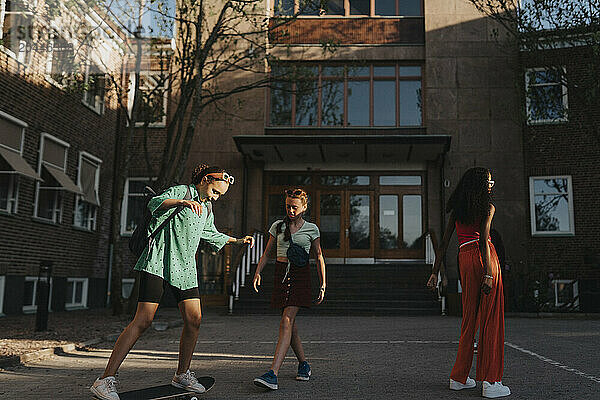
left=232, top=263, right=440, bottom=315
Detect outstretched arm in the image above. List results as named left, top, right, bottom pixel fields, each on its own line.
left=226, top=236, right=255, bottom=246
left=427, top=210, right=456, bottom=290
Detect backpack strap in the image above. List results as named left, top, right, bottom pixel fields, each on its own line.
left=148, top=185, right=192, bottom=242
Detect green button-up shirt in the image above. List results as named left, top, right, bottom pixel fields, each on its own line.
left=133, top=184, right=231, bottom=290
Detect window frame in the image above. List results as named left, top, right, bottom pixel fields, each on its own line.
left=44, top=27, right=76, bottom=90
left=529, top=175, right=575, bottom=237
left=73, top=151, right=101, bottom=231
left=120, top=177, right=153, bottom=236
left=22, top=275, right=53, bottom=313
left=269, top=63, right=423, bottom=128
left=551, top=279, right=579, bottom=309
left=525, top=67, right=569, bottom=125
left=0, top=110, right=26, bottom=214
left=34, top=132, right=69, bottom=223
left=129, top=71, right=169, bottom=128
left=122, top=278, right=135, bottom=299
left=270, top=0, right=424, bottom=17
left=0, top=275, right=5, bottom=316
left=65, top=277, right=88, bottom=310
left=0, top=0, right=35, bottom=65
left=82, top=62, right=106, bottom=115
left=0, top=170, right=18, bottom=214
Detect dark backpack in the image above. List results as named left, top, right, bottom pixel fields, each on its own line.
left=128, top=185, right=211, bottom=258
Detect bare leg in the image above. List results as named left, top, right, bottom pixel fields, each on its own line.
left=290, top=320, right=306, bottom=363
left=270, top=306, right=299, bottom=375
left=101, top=302, right=159, bottom=378
left=176, top=298, right=202, bottom=375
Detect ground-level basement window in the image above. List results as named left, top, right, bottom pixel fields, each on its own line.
left=65, top=278, right=89, bottom=310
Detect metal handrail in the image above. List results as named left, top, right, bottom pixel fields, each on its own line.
left=425, top=231, right=446, bottom=316
left=229, top=230, right=265, bottom=314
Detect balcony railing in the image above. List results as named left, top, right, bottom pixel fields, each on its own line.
left=269, top=17, right=425, bottom=45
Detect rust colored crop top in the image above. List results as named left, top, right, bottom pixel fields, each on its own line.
left=456, top=220, right=481, bottom=246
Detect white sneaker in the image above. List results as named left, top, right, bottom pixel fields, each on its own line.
left=172, top=370, right=206, bottom=394
left=90, top=376, right=120, bottom=400
left=450, top=377, right=476, bottom=390
left=483, top=381, right=511, bottom=398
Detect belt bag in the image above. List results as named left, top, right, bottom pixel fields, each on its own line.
left=282, top=236, right=310, bottom=283
left=287, top=236, right=309, bottom=267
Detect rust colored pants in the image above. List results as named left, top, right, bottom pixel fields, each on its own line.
left=450, top=241, right=504, bottom=384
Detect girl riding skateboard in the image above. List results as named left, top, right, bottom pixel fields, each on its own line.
left=91, top=164, right=254, bottom=400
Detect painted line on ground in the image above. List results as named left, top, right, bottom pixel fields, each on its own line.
left=192, top=340, right=459, bottom=345
left=505, top=342, right=600, bottom=384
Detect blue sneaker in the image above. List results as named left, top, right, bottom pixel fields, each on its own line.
left=296, top=361, right=311, bottom=381
left=254, top=370, right=278, bottom=390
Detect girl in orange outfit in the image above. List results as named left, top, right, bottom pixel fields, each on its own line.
left=427, top=167, right=511, bottom=398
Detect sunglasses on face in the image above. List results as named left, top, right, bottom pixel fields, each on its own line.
left=207, top=172, right=235, bottom=185
left=285, top=189, right=304, bottom=196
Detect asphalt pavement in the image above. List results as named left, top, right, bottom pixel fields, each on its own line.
left=1, top=312, right=599, bottom=399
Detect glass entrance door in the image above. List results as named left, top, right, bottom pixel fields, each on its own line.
left=377, top=189, right=424, bottom=259
left=318, top=191, right=344, bottom=258
left=265, top=172, right=425, bottom=261
left=347, top=192, right=373, bottom=258
left=317, top=191, right=373, bottom=259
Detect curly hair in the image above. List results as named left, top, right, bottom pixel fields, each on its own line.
left=191, top=164, right=225, bottom=185
left=277, top=188, right=309, bottom=242
left=446, top=167, right=493, bottom=224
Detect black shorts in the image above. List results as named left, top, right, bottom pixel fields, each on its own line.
left=138, top=272, right=200, bottom=303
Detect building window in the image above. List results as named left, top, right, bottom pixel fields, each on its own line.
left=122, top=278, right=135, bottom=299
left=0, top=112, right=41, bottom=212
left=0, top=0, right=34, bottom=64
left=74, top=152, right=101, bottom=230
left=551, top=279, right=579, bottom=310
left=320, top=175, right=370, bottom=185
left=23, top=276, right=53, bottom=313
left=525, top=67, right=568, bottom=124
left=46, top=33, right=75, bottom=88
left=82, top=64, right=106, bottom=114
left=0, top=275, right=5, bottom=315
left=129, top=72, right=169, bottom=127
left=0, top=112, right=26, bottom=214
left=273, top=0, right=295, bottom=15
left=65, top=277, right=88, bottom=310
left=270, top=64, right=422, bottom=127
left=529, top=176, right=574, bottom=236
left=0, top=173, right=17, bottom=213
left=273, top=0, right=422, bottom=16
left=379, top=175, right=422, bottom=185
left=35, top=134, right=81, bottom=223
left=121, top=177, right=153, bottom=235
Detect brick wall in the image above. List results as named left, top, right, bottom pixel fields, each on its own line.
left=0, top=47, right=119, bottom=313
left=522, top=46, right=600, bottom=283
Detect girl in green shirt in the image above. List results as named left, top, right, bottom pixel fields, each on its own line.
left=91, top=165, right=254, bottom=400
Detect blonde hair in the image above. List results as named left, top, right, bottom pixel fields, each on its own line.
left=277, top=188, right=309, bottom=241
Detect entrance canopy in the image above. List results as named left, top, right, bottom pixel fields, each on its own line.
left=233, top=135, right=451, bottom=165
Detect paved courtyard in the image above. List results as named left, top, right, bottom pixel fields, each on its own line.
left=1, top=312, right=599, bottom=399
